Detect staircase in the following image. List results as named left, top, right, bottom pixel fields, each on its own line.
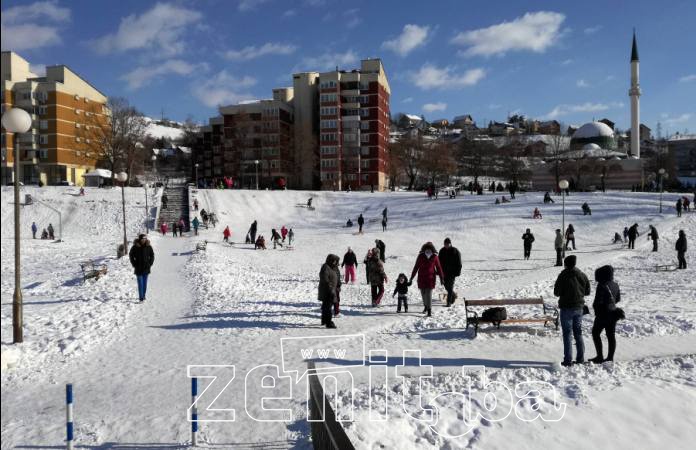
left=157, top=181, right=190, bottom=232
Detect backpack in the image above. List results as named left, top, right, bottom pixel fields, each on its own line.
left=482, top=307, right=507, bottom=322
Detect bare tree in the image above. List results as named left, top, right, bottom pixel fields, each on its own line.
left=389, top=135, right=426, bottom=190
left=457, top=138, right=495, bottom=187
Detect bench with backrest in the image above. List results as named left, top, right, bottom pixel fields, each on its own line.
left=79, top=260, right=107, bottom=283
left=465, top=298, right=558, bottom=336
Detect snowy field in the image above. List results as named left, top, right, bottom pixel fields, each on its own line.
left=1, top=186, right=695, bottom=449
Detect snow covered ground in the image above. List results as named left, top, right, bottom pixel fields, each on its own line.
left=1, top=186, right=694, bottom=449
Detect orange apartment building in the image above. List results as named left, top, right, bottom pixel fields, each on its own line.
left=1, top=52, right=108, bottom=186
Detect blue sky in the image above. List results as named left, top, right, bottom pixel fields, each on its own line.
left=2, top=0, right=695, bottom=135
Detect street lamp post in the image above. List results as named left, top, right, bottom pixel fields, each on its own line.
left=2, top=107, right=32, bottom=344
left=559, top=179, right=569, bottom=260
left=116, top=171, right=129, bottom=256
left=194, top=163, right=199, bottom=188
left=254, top=160, right=259, bottom=190
left=658, top=168, right=666, bottom=213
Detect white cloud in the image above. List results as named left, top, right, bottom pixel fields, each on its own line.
left=451, top=11, right=565, bottom=57
left=282, top=9, right=296, bottom=18
left=489, top=103, right=502, bottom=110
left=560, top=58, right=573, bottom=65
left=222, top=42, right=297, bottom=61
left=297, top=50, right=358, bottom=71
left=343, top=9, right=362, bottom=29
left=423, top=102, right=447, bottom=113
left=91, top=3, right=202, bottom=56
left=663, top=113, right=693, bottom=126
left=411, top=64, right=485, bottom=89
left=584, top=25, right=602, bottom=35
left=402, top=97, right=414, bottom=103
left=544, top=101, right=624, bottom=119
left=381, top=24, right=430, bottom=56
left=576, top=79, right=590, bottom=88
left=122, top=59, right=208, bottom=90
left=238, top=0, right=271, bottom=12
left=30, top=63, right=47, bottom=77
left=679, top=74, right=696, bottom=83
left=1, top=0, right=70, bottom=51
left=192, top=70, right=257, bottom=108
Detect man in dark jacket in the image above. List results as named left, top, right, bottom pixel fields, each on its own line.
left=367, top=250, right=388, bottom=306
left=318, top=254, right=340, bottom=328
left=676, top=230, right=687, bottom=269
left=627, top=223, right=639, bottom=249
left=553, top=255, right=590, bottom=366
left=591, top=265, right=621, bottom=363
left=375, top=239, right=386, bottom=262
left=439, top=238, right=462, bottom=306
left=249, top=220, right=258, bottom=243
left=129, top=234, right=155, bottom=302
left=522, top=228, right=535, bottom=260
left=357, top=214, right=365, bottom=233
left=647, top=225, right=659, bottom=252
left=676, top=198, right=683, bottom=217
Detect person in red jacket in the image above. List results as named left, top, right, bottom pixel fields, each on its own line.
left=409, top=242, right=445, bottom=317
left=281, top=225, right=289, bottom=242
left=223, top=226, right=231, bottom=243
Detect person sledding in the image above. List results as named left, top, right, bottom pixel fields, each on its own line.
left=255, top=235, right=267, bottom=250
left=582, top=202, right=592, bottom=216
left=271, top=228, right=283, bottom=249
left=543, top=191, right=555, bottom=204
left=533, top=207, right=542, bottom=219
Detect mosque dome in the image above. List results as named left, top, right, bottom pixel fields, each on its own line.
left=582, top=143, right=602, bottom=151
left=570, top=121, right=617, bottom=150
left=573, top=122, right=615, bottom=139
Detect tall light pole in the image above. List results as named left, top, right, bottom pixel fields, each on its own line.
left=194, top=163, right=199, bottom=188
left=559, top=179, right=569, bottom=260
left=254, top=160, right=259, bottom=190
left=2, top=107, right=32, bottom=344
left=658, top=168, right=665, bottom=213
left=116, top=171, right=129, bottom=256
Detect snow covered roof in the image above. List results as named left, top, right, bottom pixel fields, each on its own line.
left=573, top=121, right=615, bottom=139
left=404, top=114, right=422, bottom=122
left=82, top=169, right=112, bottom=178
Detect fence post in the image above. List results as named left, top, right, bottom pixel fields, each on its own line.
left=191, top=377, right=198, bottom=447
left=66, top=383, right=74, bottom=450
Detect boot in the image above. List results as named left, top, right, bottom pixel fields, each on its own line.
left=427, top=309, right=432, bottom=317
left=326, top=322, right=337, bottom=329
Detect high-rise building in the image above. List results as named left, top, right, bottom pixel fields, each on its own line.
left=1, top=52, right=108, bottom=185
left=194, top=58, right=391, bottom=190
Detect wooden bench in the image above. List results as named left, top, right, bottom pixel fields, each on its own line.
left=196, top=241, right=208, bottom=252
left=80, top=260, right=107, bottom=283
left=465, top=298, right=558, bottom=336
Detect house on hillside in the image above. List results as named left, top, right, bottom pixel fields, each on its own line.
left=452, top=114, right=474, bottom=128
left=397, top=114, right=424, bottom=129
left=538, top=120, right=561, bottom=135
left=430, top=118, right=449, bottom=128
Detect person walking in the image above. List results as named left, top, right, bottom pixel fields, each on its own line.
left=554, top=229, right=564, bottom=266
left=357, top=214, right=365, bottom=234
left=627, top=223, right=639, bottom=249
left=392, top=273, right=412, bottom=313
left=522, top=228, right=535, bottom=260
left=47, top=223, right=55, bottom=240
left=553, top=255, right=591, bottom=367
left=676, top=198, right=683, bottom=217
left=271, top=228, right=283, bottom=249
left=287, top=228, right=294, bottom=247
left=128, top=234, right=155, bottom=302
left=281, top=225, right=288, bottom=242
left=367, top=248, right=387, bottom=306
left=590, top=265, right=621, bottom=363
left=375, top=239, right=386, bottom=263
left=31, top=222, right=38, bottom=239
left=647, top=225, right=659, bottom=252
left=160, top=222, right=168, bottom=235
left=410, top=242, right=445, bottom=317
left=565, top=224, right=576, bottom=250
left=333, top=258, right=342, bottom=318
left=178, top=218, right=186, bottom=236
left=191, top=217, right=200, bottom=236
left=382, top=207, right=388, bottom=222
left=249, top=220, right=258, bottom=243
left=161, top=193, right=168, bottom=210
left=223, top=226, right=231, bottom=243
left=318, top=254, right=340, bottom=328
left=438, top=238, right=462, bottom=307
left=676, top=230, right=688, bottom=269
left=623, top=226, right=629, bottom=243
left=172, top=221, right=178, bottom=237
left=341, top=247, right=358, bottom=283
left=363, top=249, right=373, bottom=284
left=382, top=216, right=387, bottom=232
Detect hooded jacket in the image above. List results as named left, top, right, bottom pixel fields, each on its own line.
left=341, top=250, right=358, bottom=267
left=411, top=243, right=445, bottom=290
left=554, top=257, right=590, bottom=309
left=676, top=232, right=687, bottom=252
left=554, top=231, right=564, bottom=249
left=318, top=254, right=340, bottom=303
left=367, top=252, right=387, bottom=286
left=129, top=238, right=155, bottom=275
left=522, top=232, right=535, bottom=248
left=592, top=265, right=621, bottom=316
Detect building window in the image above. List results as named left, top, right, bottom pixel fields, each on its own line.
left=75, top=137, right=81, bottom=143
left=360, top=134, right=369, bottom=143
left=321, top=146, right=337, bottom=155
left=360, top=81, right=369, bottom=90
left=321, top=133, right=337, bottom=142
left=321, top=120, right=338, bottom=129
left=39, top=135, right=48, bottom=144
left=360, top=122, right=370, bottom=130
left=38, top=106, right=47, bottom=115
left=39, top=149, right=48, bottom=159
left=320, top=93, right=337, bottom=102
left=321, top=159, right=337, bottom=168
left=360, top=109, right=370, bottom=117
left=39, top=120, right=48, bottom=129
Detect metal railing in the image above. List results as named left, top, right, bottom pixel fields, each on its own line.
left=307, top=361, right=355, bottom=450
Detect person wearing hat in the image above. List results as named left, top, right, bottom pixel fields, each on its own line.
left=553, top=255, right=590, bottom=366
left=128, top=234, right=155, bottom=302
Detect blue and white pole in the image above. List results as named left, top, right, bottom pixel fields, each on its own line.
left=191, top=377, right=198, bottom=447
left=66, top=383, right=74, bottom=450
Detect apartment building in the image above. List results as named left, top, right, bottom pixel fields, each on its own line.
left=194, top=58, right=391, bottom=191
left=1, top=52, right=108, bottom=185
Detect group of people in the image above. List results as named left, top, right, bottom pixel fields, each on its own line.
left=318, top=238, right=463, bottom=328
left=31, top=221, right=55, bottom=240
left=236, top=220, right=294, bottom=250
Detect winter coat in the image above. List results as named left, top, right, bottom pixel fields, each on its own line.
left=565, top=225, right=575, bottom=239
left=554, top=267, right=591, bottom=309
left=223, top=227, right=231, bottom=238
left=410, top=253, right=444, bottom=290
left=676, top=234, right=687, bottom=252
left=628, top=225, right=639, bottom=240
left=367, top=257, right=387, bottom=286
left=357, top=215, right=365, bottom=226
left=648, top=227, right=658, bottom=241
left=438, top=246, right=462, bottom=278
left=554, top=232, right=564, bottom=249
left=281, top=227, right=288, bottom=238
left=192, top=218, right=200, bottom=229
left=592, top=265, right=621, bottom=316
left=31, top=223, right=37, bottom=232
left=342, top=251, right=358, bottom=267
left=393, top=279, right=411, bottom=296
left=522, top=232, right=535, bottom=248
left=129, top=238, right=155, bottom=275
left=318, top=256, right=340, bottom=303
left=676, top=200, right=683, bottom=211
left=375, top=240, right=386, bottom=262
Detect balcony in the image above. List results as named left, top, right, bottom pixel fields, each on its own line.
left=342, top=89, right=360, bottom=96
left=342, top=102, right=360, bottom=109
